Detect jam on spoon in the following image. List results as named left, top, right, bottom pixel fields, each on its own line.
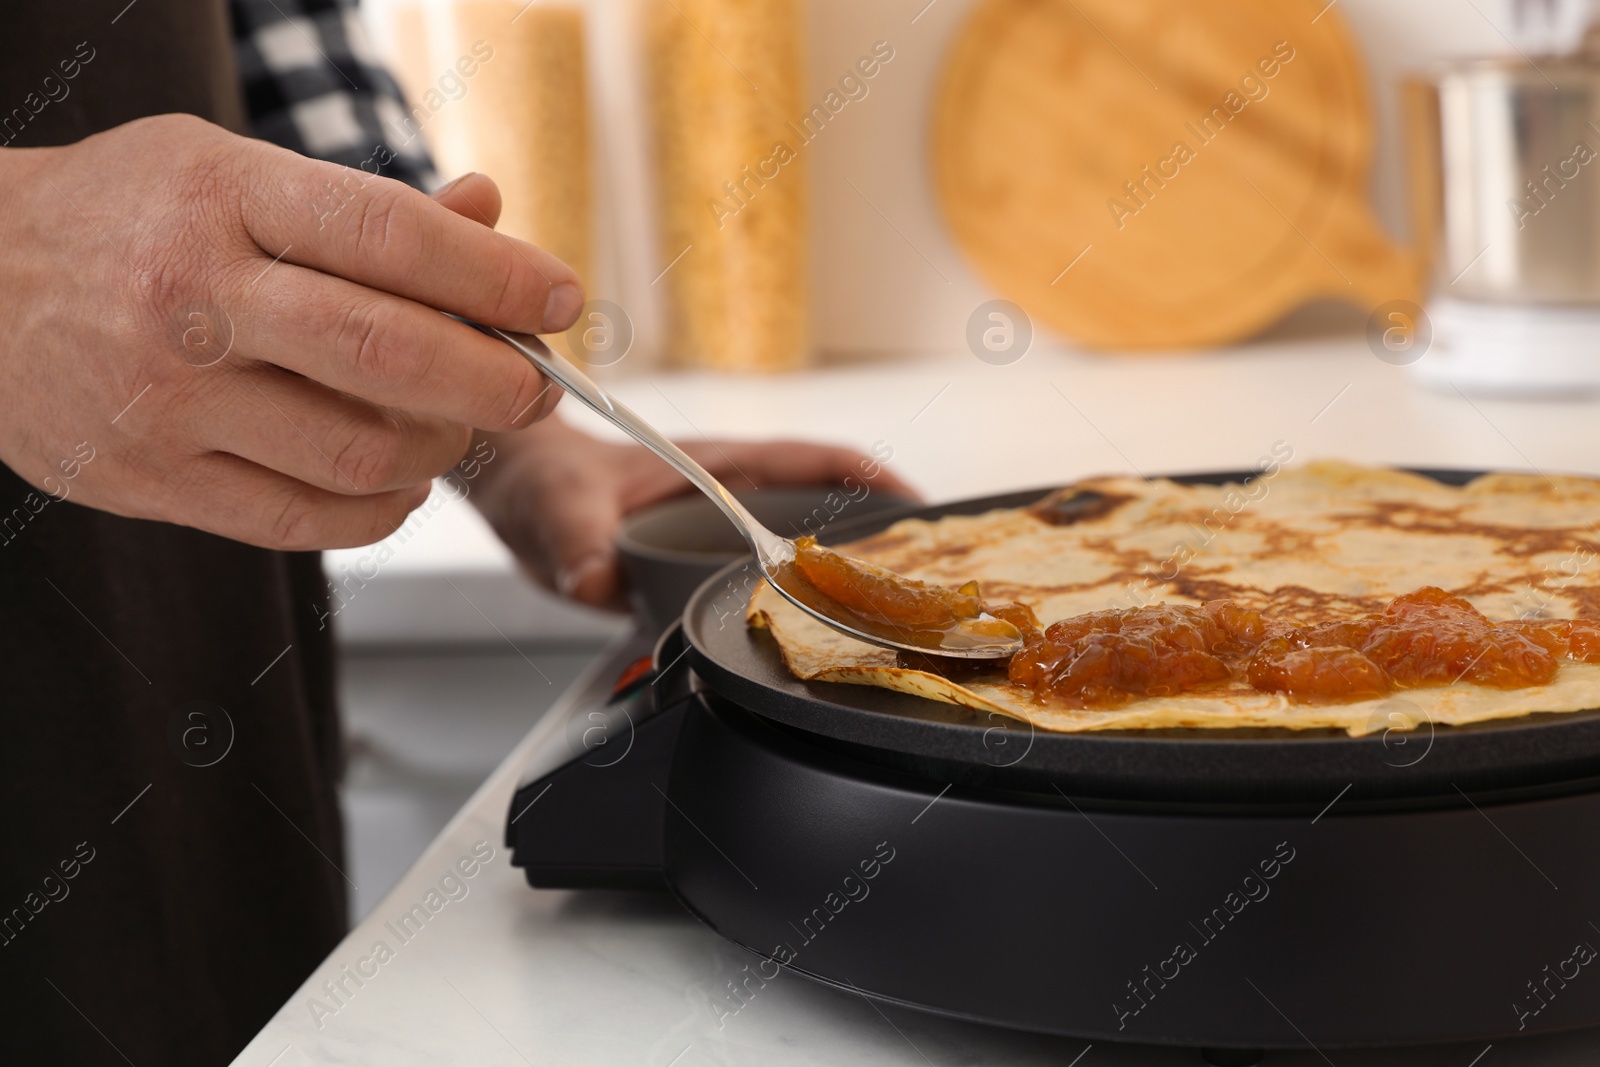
left=774, top=536, right=1030, bottom=657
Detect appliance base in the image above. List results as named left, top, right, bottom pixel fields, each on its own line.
left=509, top=638, right=1600, bottom=1053
left=663, top=696, right=1600, bottom=1049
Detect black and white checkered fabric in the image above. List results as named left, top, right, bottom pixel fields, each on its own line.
left=231, top=0, right=439, bottom=191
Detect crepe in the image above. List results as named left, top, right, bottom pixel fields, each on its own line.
left=746, top=461, right=1600, bottom=736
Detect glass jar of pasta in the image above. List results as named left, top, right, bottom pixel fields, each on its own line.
left=643, top=0, right=808, bottom=371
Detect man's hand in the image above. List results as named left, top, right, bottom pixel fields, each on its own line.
left=423, top=168, right=914, bottom=611
left=469, top=419, right=919, bottom=609
left=0, top=114, right=579, bottom=549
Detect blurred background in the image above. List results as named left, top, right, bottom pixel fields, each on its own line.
left=334, top=0, right=1600, bottom=915
left=351, top=0, right=1596, bottom=363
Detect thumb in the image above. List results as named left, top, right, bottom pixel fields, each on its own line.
left=537, top=483, right=626, bottom=609
left=431, top=171, right=503, bottom=229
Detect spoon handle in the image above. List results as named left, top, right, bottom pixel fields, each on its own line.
left=459, top=320, right=1020, bottom=659
left=465, top=321, right=789, bottom=569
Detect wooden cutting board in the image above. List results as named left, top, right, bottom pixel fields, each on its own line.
left=931, top=0, right=1419, bottom=350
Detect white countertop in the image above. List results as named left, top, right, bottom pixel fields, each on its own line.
left=324, top=328, right=1600, bottom=645
left=235, top=632, right=1600, bottom=1066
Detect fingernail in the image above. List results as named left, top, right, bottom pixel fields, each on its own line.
left=557, top=553, right=609, bottom=599
left=433, top=172, right=477, bottom=197
left=542, top=283, right=584, bottom=332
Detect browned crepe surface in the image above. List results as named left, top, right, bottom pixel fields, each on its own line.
left=747, top=462, right=1600, bottom=736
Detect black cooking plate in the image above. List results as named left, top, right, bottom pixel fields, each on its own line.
left=683, top=470, right=1600, bottom=805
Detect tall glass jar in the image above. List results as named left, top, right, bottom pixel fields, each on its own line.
left=447, top=0, right=593, bottom=288
left=644, top=0, right=808, bottom=371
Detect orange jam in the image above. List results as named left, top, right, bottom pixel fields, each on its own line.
left=785, top=537, right=1037, bottom=649
left=1006, top=587, right=1600, bottom=709
left=792, top=536, right=983, bottom=628
left=1008, top=604, right=1231, bottom=707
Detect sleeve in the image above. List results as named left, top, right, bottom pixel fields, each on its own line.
left=230, top=0, right=440, bottom=192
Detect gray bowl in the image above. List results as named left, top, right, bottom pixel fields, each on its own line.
left=615, top=487, right=916, bottom=633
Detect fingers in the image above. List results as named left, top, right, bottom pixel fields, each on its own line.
left=489, top=456, right=627, bottom=609
left=470, top=425, right=917, bottom=612
left=245, top=155, right=583, bottom=335
left=192, top=364, right=471, bottom=495
left=528, top=467, right=627, bottom=607
left=246, top=261, right=562, bottom=432
left=544, top=488, right=626, bottom=608
left=673, top=440, right=922, bottom=502
left=431, top=171, right=502, bottom=229
left=160, top=451, right=430, bottom=551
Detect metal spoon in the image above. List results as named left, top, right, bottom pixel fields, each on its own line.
left=465, top=321, right=1024, bottom=660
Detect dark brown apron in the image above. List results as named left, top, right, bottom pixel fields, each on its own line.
left=0, top=4, right=346, bottom=1063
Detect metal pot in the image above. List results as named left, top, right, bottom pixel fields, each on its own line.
left=1406, top=55, right=1600, bottom=302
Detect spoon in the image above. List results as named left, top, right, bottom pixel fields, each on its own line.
left=464, top=321, right=1025, bottom=660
